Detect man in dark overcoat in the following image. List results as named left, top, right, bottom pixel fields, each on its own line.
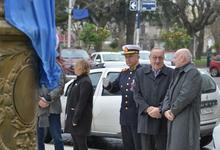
left=162, top=48, right=202, bottom=150
left=133, top=48, right=173, bottom=150
left=103, top=44, right=142, bottom=150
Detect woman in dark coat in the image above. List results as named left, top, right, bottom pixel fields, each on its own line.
left=64, top=59, right=93, bottom=150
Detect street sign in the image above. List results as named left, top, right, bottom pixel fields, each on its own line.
left=142, top=0, right=157, bottom=11
left=129, top=0, right=137, bottom=11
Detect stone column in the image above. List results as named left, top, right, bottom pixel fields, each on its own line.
left=0, top=1, right=37, bottom=150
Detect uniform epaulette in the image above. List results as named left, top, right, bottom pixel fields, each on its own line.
left=121, top=68, right=129, bottom=72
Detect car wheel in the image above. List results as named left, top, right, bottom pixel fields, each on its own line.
left=200, top=135, right=212, bottom=148
left=44, top=127, right=52, bottom=143
left=210, top=68, right=219, bottom=77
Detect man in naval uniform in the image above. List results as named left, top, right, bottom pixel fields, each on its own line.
left=103, top=44, right=142, bottom=150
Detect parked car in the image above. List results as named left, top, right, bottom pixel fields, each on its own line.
left=139, top=50, right=172, bottom=66
left=57, top=48, right=95, bottom=75
left=164, top=51, right=175, bottom=66
left=91, top=52, right=127, bottom=68
left=139, top=50, right=151, bottom=64
left=212, top=122, right=220, bottom=150
left=59, top=68, right=220, bottom=147
left=209, top=56, right=220, bottom=77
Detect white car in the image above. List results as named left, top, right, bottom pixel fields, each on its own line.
left=91, top=52, right=127, bottom=68
left=139, top=50, right=172, bottom=66
left=91, top=51, right=172, bottom=69
left=213, top=122, right=220, bottom=150
left=60, top=68, right=220, bottom=147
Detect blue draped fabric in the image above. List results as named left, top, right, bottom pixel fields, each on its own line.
left=4, top=0, right=61, bottom=90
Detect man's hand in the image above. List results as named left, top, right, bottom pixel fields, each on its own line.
left=38, top=97, right=49, bottom=108
left=148, top=107, right=161, bottom=119
left=144, top=106, right=153, bottom=114
left=144, top=106, right=161, bottom=119
left=102, top=78, right=110, bottom=88
left=164, top=110, right=175, bottom=121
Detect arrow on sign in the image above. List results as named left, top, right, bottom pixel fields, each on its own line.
left=129, top=1, right=137, bottom=11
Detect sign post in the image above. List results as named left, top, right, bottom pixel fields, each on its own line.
left=129, top=0, right=157, bottom=45
left=67, top=0, right=76, bottom=48
left=135, top=0, right=141, bottom=45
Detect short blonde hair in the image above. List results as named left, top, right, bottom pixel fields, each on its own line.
left=75, top=59, right=90, bottom=75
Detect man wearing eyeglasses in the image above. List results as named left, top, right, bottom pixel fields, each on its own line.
left=133, top=48, right=173, bottom=150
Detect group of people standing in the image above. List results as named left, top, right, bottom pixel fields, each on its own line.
left=36, top=44, right=202, bottom=150
left=103, top=45, right=202, bottom=150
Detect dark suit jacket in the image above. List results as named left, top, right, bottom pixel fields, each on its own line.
left=105, top=64, right=142, bottom=126
left=134, top=65, right=173, bottom=135
left=64, top=74, right=93, bottom=135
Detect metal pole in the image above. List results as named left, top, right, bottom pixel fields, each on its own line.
left=67, top=0, right=76, bottom=48
left=135, top=0, right=141, bottom=45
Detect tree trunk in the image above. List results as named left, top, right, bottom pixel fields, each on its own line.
left=94, top=42, right=102, bottom=52
left=196, top=30, right=204, bottom=59
left=211, top=16, right=220, bottom=53
left=126, top=11, right=135, bottom=44
left=117, top=22, right=126, bottom=49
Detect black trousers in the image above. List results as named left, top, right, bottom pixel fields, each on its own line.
left=71, top=134, right=88, bottom=150
left=140, top=133, right=167, bottom=150
left=121, top=125, right=141, bottom=150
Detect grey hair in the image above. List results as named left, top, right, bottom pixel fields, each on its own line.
left=176, top=48, right=192, bottom=63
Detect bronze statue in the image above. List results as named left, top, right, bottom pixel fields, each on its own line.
left=0, top=1, right=37, bottom=149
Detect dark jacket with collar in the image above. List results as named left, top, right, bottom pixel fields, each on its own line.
left=64, top=74, right=93, bottom=135
left=134, top=64, right=173, bottom=135
left=105, top=64, right=142, bottom=126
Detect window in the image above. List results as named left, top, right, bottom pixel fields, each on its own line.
left=95, top=55, right=101, bottom=62
left=61, top=49, right=89, bottom=59
left=65, top=72, right=102, bottom=96
left=201, top=74, right=216, bottom=93
left=139, top=51, right=150, bottom=60
left=102, top=54, right=125, bottom=61
left=89, top=72, right=102, bottom=91
left=102, top=72, right=121, bottom=96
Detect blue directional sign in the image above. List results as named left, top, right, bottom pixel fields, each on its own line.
left=142, top=0, right=157, bottom=11
left=129, top=0, right=137, bottom=11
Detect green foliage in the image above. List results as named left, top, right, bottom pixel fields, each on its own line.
left=161, top=25, right=192, bottom=51
left=193, top=57, right=207, bottom=67
left=79, top=23, right=110, bottom=50
left=96, top=27, right=111, bottom=45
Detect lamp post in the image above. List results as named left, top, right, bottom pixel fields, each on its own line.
left=135, top=0, right=141, bottom=45
left=67, top=0, right=76, bottom=48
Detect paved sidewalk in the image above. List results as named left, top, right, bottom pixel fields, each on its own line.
left=45, top=144, right=100, bottom=150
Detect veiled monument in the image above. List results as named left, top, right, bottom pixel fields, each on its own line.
left=0, top=0, right=37, bottom=149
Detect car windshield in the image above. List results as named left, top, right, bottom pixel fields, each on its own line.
left=165, top=53, right=175, bottom=61
left=61, top=49, right=89, bottom=59
left=139, top=51, right=150, bottom=60
left=103, top=53, right=125, bottom=61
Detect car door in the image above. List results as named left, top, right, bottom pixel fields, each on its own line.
left=88, top=71, right=103, bottom=130
left=92, top=70, right=121, bottom=135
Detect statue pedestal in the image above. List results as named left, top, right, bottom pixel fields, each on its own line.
left=0, top=1, right=37, bottom=150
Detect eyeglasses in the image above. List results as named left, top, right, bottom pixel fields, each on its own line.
left=150, top=56, right=164, bottom=60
